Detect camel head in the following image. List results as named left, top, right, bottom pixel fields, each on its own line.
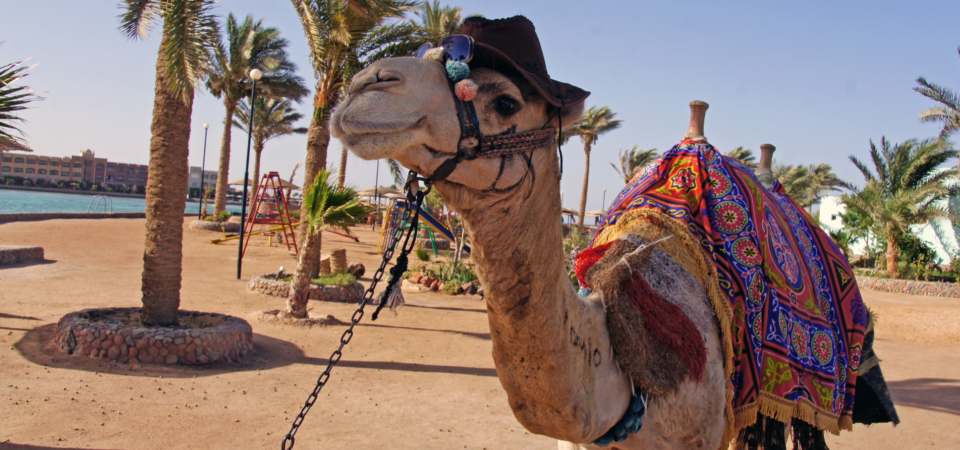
left=331, top=16, right=587, bottom=212
left=331, top=57, right=583, bottom=209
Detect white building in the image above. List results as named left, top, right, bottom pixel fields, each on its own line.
left=818, top=195, right=959, bottom=265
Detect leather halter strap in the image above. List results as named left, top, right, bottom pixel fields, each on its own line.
left=424, top=79, right=556, bottom=184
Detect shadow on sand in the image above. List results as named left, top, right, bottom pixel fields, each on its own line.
left=0, top=444, right=118, bottom=450
left=0, top=259, right=58, bottom=269
left=887, top=377, right=960, bottom=416
left=15, top=323, right=498, bottom=379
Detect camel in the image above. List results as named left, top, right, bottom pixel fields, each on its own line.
left=330, top=16, right=894, bottom=450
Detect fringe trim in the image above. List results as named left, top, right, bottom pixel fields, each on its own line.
left=593, top=208, right=849, bottom=448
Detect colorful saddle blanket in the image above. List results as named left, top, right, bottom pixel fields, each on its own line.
left=584, top=140, right=868, bottom=439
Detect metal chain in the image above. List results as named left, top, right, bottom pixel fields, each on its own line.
left=280, top=188, right=421, bottom=450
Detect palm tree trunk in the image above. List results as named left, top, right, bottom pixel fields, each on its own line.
left=141, top=34, right=194, bottom=326
left=577, top=143, right=592, bottom=228
left=287, top=229, right=317, bottom=318
left=252, top=143, right=263, bottom=195
left=213, top=99, right=237, bottom=218
left=886, top=231, right=900, bottom=278
left=337, top=145, right=348, bottom=186
left=298, top=104, right=330, bottom=279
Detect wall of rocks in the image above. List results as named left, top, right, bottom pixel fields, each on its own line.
left=247, top=273, right=365, bottom=303
left=55, top=308, right=253, bottom=365
left=0, top=245, right=44, bottom=265
left=856, top=275, right=960, bottom=299
left=189, top=220, right=240, bottom=232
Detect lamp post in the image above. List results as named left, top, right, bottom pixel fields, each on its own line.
left=197, top=123, right=209, bottom=217
left=602, top=188, right=607, bottom=209
left=238, top=68, right=262, bottom=279
left=373, top=159, right=380, bottom=231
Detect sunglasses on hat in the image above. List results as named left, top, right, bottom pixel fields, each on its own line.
left=414, top=35, right=475, bottom=63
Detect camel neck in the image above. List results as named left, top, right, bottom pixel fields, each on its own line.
left=449, top=146, right=630, bottom=442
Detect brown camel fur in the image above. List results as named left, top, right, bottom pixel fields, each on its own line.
left=330, top=57, right=727, bottom=449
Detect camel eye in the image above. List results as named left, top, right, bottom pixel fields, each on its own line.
left=493, top=95, right=520, bottom=116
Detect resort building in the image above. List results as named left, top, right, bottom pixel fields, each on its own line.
left=1, top=148, right=215, bottom=190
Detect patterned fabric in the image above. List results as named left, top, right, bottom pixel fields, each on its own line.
left=586, top=140, right=867, bottom=436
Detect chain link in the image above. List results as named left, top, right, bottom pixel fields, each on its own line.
left=280, top=199, right=416, bottom=450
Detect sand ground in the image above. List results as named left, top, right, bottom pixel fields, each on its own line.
left=0, top=218, right=958, bottom=449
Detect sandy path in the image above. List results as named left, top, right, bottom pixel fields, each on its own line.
left=1, top=218, right=958, bottom=449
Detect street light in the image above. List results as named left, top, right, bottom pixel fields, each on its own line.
left=238, top=68, right=262, bottom=279
left=602, top=188, right=607, bottom=209
left=197, top=123, right=209, bottom=217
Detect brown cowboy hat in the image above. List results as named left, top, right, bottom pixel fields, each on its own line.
left=462, top=15, right=589, bottom=108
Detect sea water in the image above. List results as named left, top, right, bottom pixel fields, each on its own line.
left=0, top=189, right=239, bottom=214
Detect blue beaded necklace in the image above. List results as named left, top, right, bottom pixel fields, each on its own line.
left=591, top=389, right=649, bottom=446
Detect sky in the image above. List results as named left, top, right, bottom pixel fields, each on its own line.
left=2, top=0, right=959, bottom=213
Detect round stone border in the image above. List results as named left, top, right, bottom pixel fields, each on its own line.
left=247, top=273, right=365, bottom=303
left=856, top=275, right=960, bottom=299
left=189, top=220, right=240, bottom=232
left=55, top=307, right=253, bottom=365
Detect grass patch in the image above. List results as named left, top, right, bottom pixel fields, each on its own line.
left=278, top=273, right=357, bottom=286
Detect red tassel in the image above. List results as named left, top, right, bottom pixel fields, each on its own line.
left=574, top=241, right=615, bottom=288
left=626, top=274, right=707, bottom=381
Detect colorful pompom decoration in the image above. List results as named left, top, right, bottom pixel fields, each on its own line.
left=445, top=60, right=470, bottom=82
left=423, top=47, right=445, bottom=62
left=455, top=79, right=478, bottom=101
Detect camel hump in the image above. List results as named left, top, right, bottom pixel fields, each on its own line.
left=683, top=100, right=709, bottom=143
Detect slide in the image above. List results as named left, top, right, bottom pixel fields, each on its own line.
left=395, top=199, right=470, bottom=254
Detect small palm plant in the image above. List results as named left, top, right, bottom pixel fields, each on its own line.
left=288, top=168, right=372, bottom=317
left=0, top=41, right=41, bottom=151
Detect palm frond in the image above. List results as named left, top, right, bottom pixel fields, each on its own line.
left=117, top=0, right=160, bottom=41
left=0, top=43, right=42, bottom=148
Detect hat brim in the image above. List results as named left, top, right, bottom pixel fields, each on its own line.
left=470, top=42, right=590, bottom=108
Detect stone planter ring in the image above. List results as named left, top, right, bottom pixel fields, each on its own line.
left=55, top=307, right=253, bottom=365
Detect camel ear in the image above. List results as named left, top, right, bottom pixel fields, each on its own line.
left=558, top=101, right=585, bottom=129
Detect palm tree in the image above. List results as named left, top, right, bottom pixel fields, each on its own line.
left=411, top=0, right=462, bottom=44
left=0, top=42, right=41, bottom=152
left=773, top=163, right=842, bottom=210
left=291, top=0, right=416, bottom=278
left=610, top=145, right=658, bottom=184
left=724, top=146, right=758, bottom=171
left=565, top=105, right=622, bottom=227
left=915, top=48, right=960, bottom=140
left=118, top=0, right=218, bottom=326
left=288, top=169, right=372, bottom=317
left=841, top=137, right=959, bottom=278
left=206, top=13, right=307, bottom=217
left=232, top=97, right=308, bottom=190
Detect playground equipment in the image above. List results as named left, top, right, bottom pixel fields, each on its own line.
left=377, top=198, right=470, bottom=256
left=240, top=172, right=298, bottom=257
left=210, top=222, right=359, bottom=245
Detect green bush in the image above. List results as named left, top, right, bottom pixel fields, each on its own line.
left=442, top=281, right=462, bottom=295
left=22, top=179, right=33, bottom=187
left=216, top=210, right=231, bottom=222
left=279, top=273, right=357, bottom=286
left=423, top=259, right=477, bottom=285
left=415, top=246, right=431, bottom=262
left=6, top=178, right=16, bottom=185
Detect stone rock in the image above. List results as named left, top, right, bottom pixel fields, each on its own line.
left=401, top=279, right=423, bottom=292
left=429, top=280, right=439, bottom=291
left=461, top=283, right=477, bottom=295
left=438, top=281, right=445, bottom=291
left=165, top=354, right=178, bottom=365
left=477, top=287, right=484, bottom=297
left=347, top=262, right=365, bottom=278
left=408, top=272, right=422, bottom=284
left=420, top=276, right=435, bottom=286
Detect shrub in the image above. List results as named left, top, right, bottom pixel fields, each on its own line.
left=279, top=273, right=357, bottom=286
left=6, top=178, right=15, bottom=185
left=415, top=245, right=431, bottom=262
left=442, top=281, right=462, bottom=295
left=22, top=179, right=33, bottom=187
